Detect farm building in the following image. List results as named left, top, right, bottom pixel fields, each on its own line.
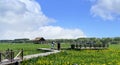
left=33, top=37, right=45, bottom=44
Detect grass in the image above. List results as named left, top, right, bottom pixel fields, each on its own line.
left=0, top=43, right=51, bottom=55
left=1, top=43, right=120, bottom=65
left=0, top=43, right=70, bottom=55
left=22, top=44, right=120, bottom=65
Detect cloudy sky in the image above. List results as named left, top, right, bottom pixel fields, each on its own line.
left=0, top=0, right=120, bottom=39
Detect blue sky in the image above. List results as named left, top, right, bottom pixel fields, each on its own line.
left=0, top=0, right=120, bottom=39
left=36, top=0, right=120, bottom=38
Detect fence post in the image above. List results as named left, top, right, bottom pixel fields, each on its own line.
left=6, top=48, right=10, bottom=59
left=57, top=42, right=61, bottom=50
left=15, top=62, right=20, bottom=65
left=71, top=44, right=75, bottom=49
left=12, top=50, right=14, bottom=61
left=0, top=53, right=1, bottom=62
left=79, top=44, right=81, bottom=49
left=20, top=49, right=23, bottom=60
left=10, top=50, right=14, bottom=62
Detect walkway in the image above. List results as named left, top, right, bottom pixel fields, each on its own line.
left=24, top=48, right=60, bottom=60
left=0, top=48, right=60, bottom=65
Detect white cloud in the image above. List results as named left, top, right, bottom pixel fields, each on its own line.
left=91, top=0, right=120, bottom=20
left=0, top=0, right=86, bottom=39
left=2, top=26, right=86, bottom=39
left=38, top=26, right=86, bottom=39
left=0, top=0, right=53, bottom=30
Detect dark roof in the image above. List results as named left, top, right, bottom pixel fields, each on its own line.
left=34, top=37, right=45, bottom=41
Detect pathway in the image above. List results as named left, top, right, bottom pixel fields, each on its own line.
left=0, top=48, right=60, bottom=65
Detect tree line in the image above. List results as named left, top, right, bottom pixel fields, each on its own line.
left=0, top=37, right=120, bottom=44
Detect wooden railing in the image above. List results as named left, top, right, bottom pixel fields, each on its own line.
left=71, top=43, right=109, bottom=49
left=0, top=49, right=23, bottom=63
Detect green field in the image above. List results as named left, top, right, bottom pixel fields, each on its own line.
left=0, top=43, right=51, bottom=55
left=22, top=44, right=120, bottom=65
left=0, top=43, right=120, bottom=65
left=0, top=43, right=70, bottom=55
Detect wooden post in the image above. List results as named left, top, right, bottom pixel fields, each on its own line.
left=57, top=42, right=61, bottom=50
left=12, top=51, right=14, bottom=61
left=15, top=62, right=20, bottom=65
left=71, top=44, right=75, bottom=49
left=84, top=44, right=86, bottom=49
left=6, top=48, right=10, bottom=59
left=79, top=44, right=82, bottom=49
left=76, top=43, right=78, bottom=49
left=20, top=49, right=23, bottom=60
left=10, top=50, right=13, bottom=62
left=0, top=53, right=1, bottom=62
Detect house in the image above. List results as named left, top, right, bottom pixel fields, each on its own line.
left=33, top=37, right=45, bottom=44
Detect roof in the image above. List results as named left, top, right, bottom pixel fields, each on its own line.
left=34, top=37, right=45, bottom=41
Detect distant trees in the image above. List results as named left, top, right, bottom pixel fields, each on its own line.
left=13, top=38, right=30, bottom=43
left=111, top=37, right=120, bottom=44
left=0, top=40, right=13, bottom=43
left=0, top=38, right=31, bottom=43
left=0, top=37, right=120, bottom=44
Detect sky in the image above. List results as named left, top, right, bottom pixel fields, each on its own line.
left=0, top=0, right=120, bottom=39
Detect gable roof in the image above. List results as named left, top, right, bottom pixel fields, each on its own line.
left=34, top=37, right=45, bottom=41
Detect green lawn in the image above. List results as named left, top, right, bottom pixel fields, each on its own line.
left=22, top=44, right=120, bottom=65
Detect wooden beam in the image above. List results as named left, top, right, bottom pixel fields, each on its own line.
left=0, top=53, right=1, bottom=62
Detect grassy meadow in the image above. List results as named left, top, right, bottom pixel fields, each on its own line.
left=0, top=43, right=70, bottom=55
left=22, top=44, right=120, bottom=65
left=0, top=43, right=120, bottom=65
left=0, top=43, right=50, bottom=55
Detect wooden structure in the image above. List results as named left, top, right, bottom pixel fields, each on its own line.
left=33, top=37, right=45, bottom=44
left=71, top=42, right=109, bottom=50
left=0, top=49, right=23, bottom=65
left=0, top=48, right=60, bottom=65
left=24, top=48, right=60, bottom=61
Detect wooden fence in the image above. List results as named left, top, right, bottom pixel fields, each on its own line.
left=0, top=49, right=23, bottom=63
left=71, top=43, right=109, bottom=49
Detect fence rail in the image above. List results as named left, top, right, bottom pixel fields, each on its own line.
left=71, top=43, right=109, bottom=49
left=0, top=49, right=23, bottom=63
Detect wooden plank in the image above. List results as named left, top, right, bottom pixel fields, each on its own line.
left=14, top=51, right=21, bottom=59
left=37, top=48, right=54, bottom=52
left=23, top=49, right=60, bottom=60
left=0, top=58, right=22, bottom=65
